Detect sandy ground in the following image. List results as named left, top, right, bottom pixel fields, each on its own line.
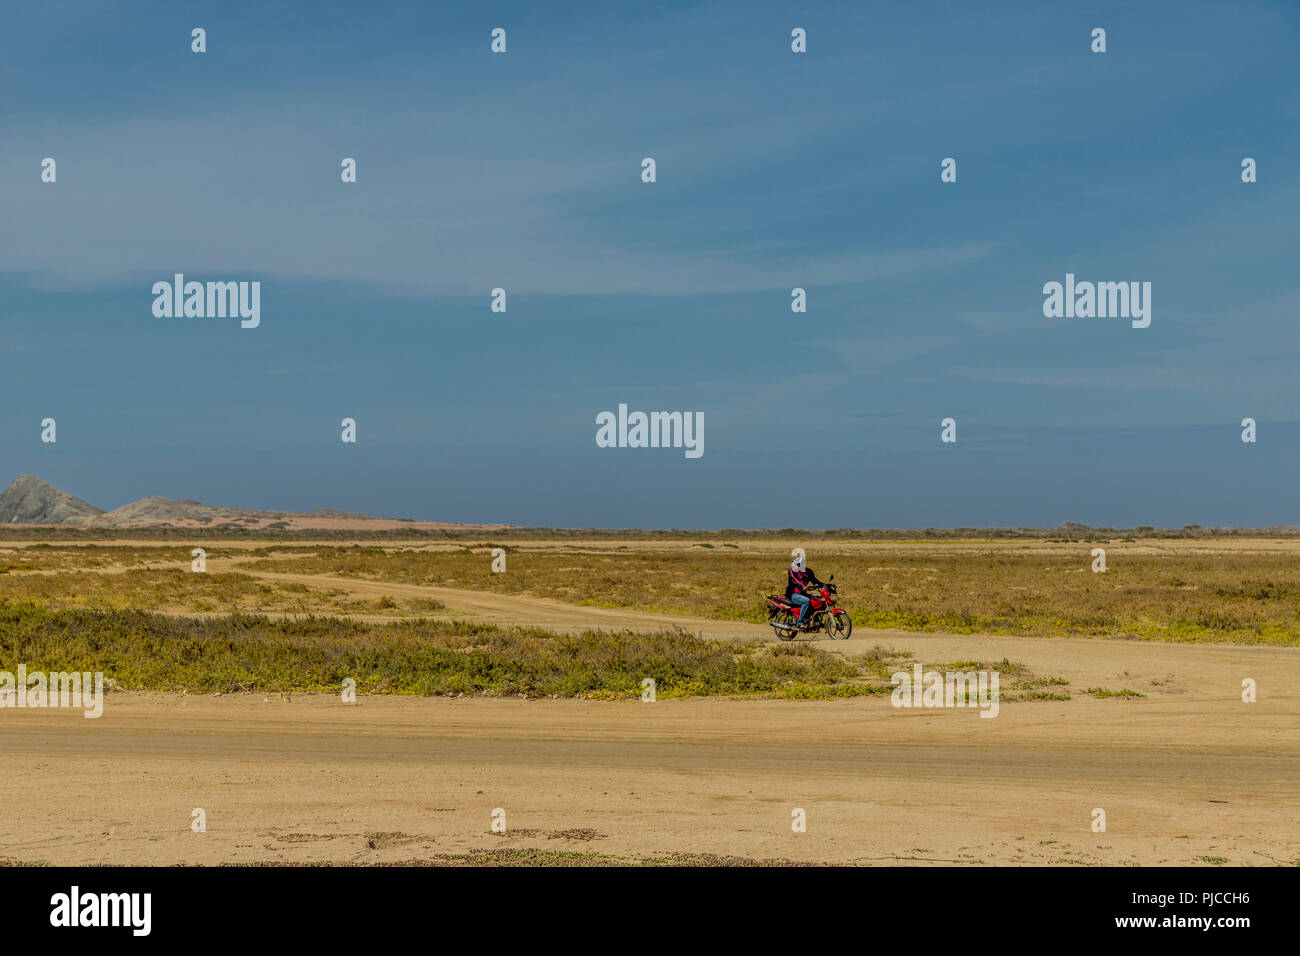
left=2, top=539, right=1298, bottom=866
left=2, top=682, right=1296, bottom=867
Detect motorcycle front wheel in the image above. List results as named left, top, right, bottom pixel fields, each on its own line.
left=826, top=611, right=852, bottom=640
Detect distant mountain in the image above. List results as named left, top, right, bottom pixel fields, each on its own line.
left=79, top=496, right=400, bottom=530
left=83, top=496, right=236, bottom=528
left=0, top=476, right=510, bottom=531
left=0, top=475, right=105, bottom=524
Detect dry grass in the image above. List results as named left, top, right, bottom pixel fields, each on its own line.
left=245, top=543, right=1300, bottom=644
left=0, top=544, right=201, bottom=571
left=0, top=600, right=913, bottom=699
left=6, top=536, right=1298, bottom=644
left=0, top=567, right=442, bottom=616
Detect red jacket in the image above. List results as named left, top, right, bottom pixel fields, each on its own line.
left=785, top=567, right=823, bottom=598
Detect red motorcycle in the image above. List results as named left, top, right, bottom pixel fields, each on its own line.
left=766, top=576, right=852, bottom=641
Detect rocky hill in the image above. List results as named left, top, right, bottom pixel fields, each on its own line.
left=0, top=476, right=508, bottom=531
left=0, top=475, right=105, bottom=524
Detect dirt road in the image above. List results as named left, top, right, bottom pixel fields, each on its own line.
left=3, top=660, right=1296, bottom=866
left=247, top=567, right=765, bottom=637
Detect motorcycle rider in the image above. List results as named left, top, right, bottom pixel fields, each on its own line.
left=785, top=553, right=827, bottom=628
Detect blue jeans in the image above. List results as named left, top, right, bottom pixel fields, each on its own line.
left=789, top=593, right=811, bottom=624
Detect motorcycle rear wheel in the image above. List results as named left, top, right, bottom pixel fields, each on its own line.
left=771, top=609, right=796, bottom=641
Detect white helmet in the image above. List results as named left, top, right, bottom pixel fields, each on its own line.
left=791, top=554, right=806, bottom=572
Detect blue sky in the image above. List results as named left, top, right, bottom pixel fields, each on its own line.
left=1, top=0, right=1297, bottom=528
